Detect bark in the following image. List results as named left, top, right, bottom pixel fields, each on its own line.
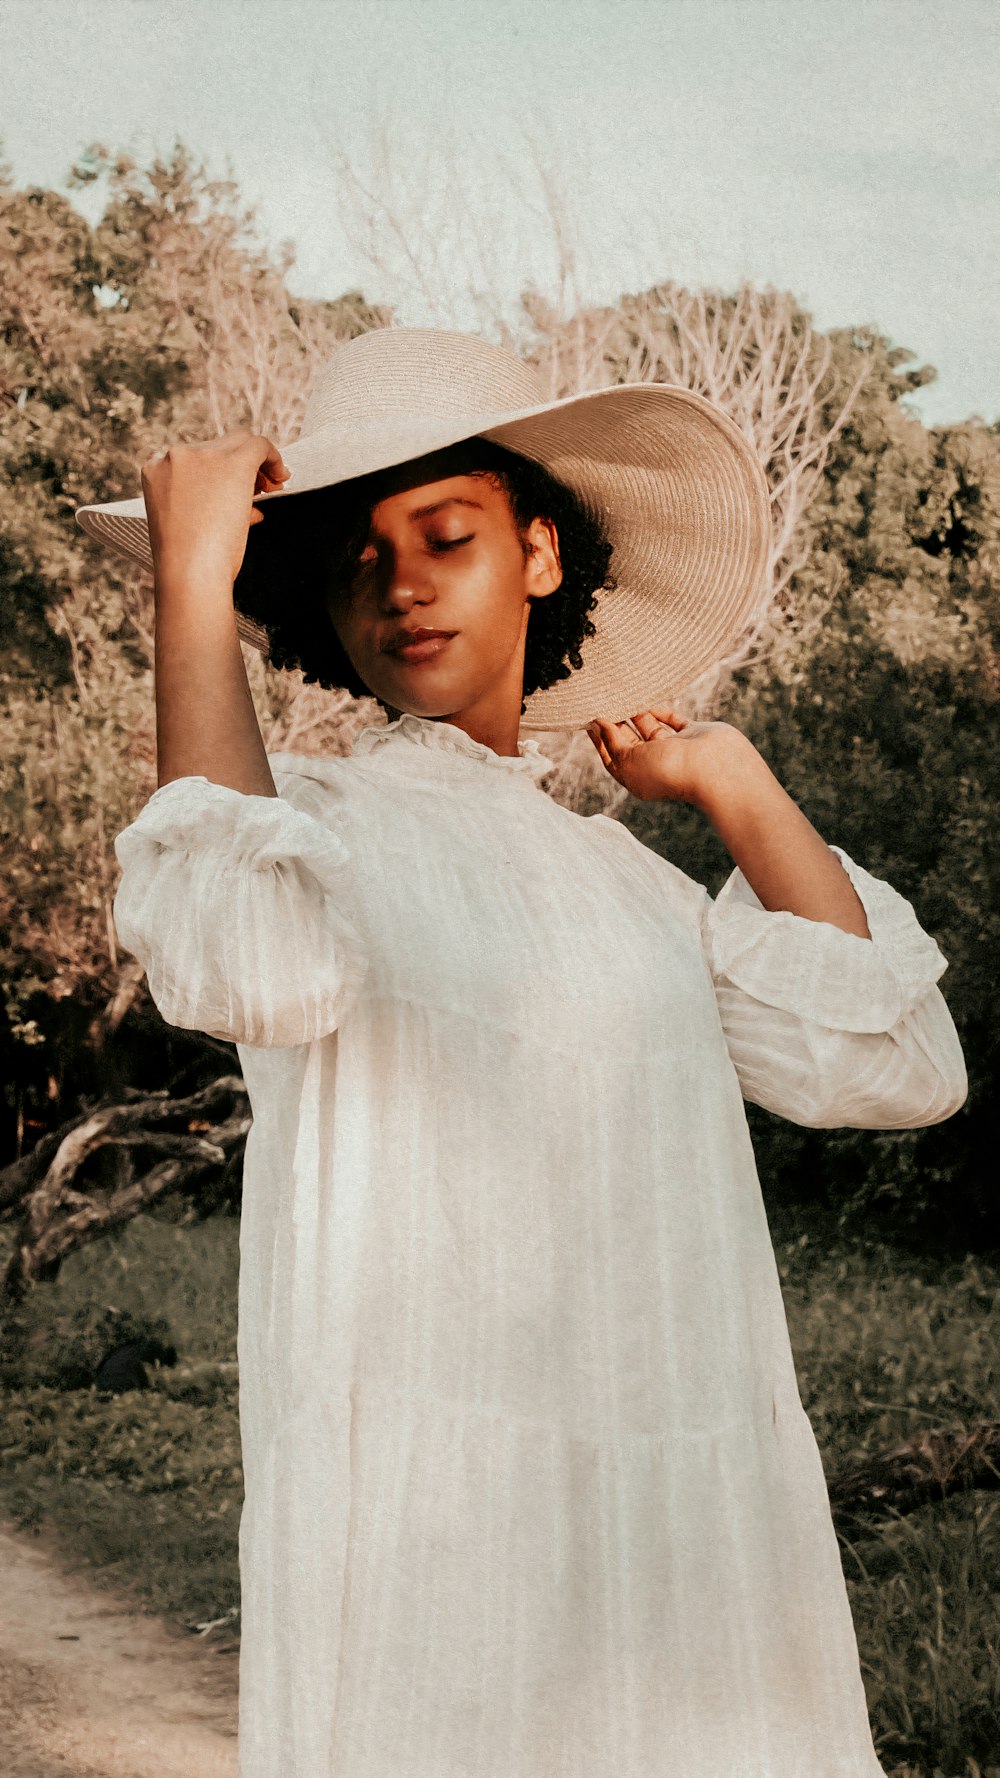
left=827, top=1421, right=1000, bottom=1525
left=0, top=1076, right=250, bottom=1304
left=88, top=956, right=148, bottom=1040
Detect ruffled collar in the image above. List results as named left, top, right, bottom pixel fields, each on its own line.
left=350, top=711, right=555, bottom=784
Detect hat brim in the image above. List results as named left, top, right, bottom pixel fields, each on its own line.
left=75, top=381, right=771, bottom=731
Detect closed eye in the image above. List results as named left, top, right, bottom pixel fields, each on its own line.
left=349, top=534, right=475, bottom=577
left=429, top=534, right=475, bottom=553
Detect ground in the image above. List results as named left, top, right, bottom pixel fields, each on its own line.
left=0, top=1518, right=239, bottom=1778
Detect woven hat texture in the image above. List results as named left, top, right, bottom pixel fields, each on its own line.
left=75, top=326, right=773, bottom=730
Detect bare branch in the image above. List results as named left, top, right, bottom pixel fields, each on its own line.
left=828, top=1421, right=1000, bottom=1527
left=0, top=1076, right=249, bottom=1302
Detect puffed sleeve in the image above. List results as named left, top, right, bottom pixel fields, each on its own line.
left=697, top=844, right=968, bottom=1129
left=111, top=759, right=369, bottom=1049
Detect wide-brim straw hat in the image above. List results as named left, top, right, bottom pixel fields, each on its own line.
left=75, top=325, right=772, bottom=731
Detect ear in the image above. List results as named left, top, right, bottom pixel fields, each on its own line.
left=524, top=515, right=562, bottom=600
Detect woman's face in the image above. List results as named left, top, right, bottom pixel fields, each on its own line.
left=323, top=449, right=562, bottom=729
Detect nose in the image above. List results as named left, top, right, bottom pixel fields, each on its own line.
left=374, top=542, right=433, bottom=612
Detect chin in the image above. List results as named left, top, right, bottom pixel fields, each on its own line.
left=379, top=684, right=464, bottom=719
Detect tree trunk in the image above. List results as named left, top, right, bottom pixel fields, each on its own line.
left=0, top=1075, right=250, bottom=1304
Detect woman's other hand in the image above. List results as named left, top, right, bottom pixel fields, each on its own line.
left=586, top=709, right=757, bottom=809
left=588, top=709, right=872, bottom=938
left=140, top=431, right=293, bottom=590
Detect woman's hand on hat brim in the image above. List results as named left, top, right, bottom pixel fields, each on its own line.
left=586, top=709, right=759, bottom=808
left=140, top=431, right=293, bottom=590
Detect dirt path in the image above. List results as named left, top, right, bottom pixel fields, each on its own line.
left=0, top=1518, right=239, bottom=1778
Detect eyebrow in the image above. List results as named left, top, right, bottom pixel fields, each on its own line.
left=404, top=496, right=484, bottom=521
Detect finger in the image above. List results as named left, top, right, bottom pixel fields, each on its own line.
left=601, top=717, right=641, bottom=750
left=645, top=707, right=689, bottom=730
left=254, top=464, right=291, bottom=494
left=586, top=720, right=617, bottom=771
left=256, top=436, right=293, bottom=483
left=630, top=711, right=673, bottom=738
left=586, top=720, right=609, bottom=763
left=589, top=717, right=623, bottom=762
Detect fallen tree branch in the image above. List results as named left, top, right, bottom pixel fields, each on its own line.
left=87, top=956, right=148, bottom=1041
left=0, top=1076, right=250, bottom=1304
left=0, top=1088, right=152, bottom=1215
left=827, top=1420, right=1000, bottom=1526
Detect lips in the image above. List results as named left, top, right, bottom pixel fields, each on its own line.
left=387, top=630, right=457, bottom=664
left=387, top=628, right=455, bottom=650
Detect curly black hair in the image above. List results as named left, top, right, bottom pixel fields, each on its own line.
left=232, top=437, right=616, bottom=718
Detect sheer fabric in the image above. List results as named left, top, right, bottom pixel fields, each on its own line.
left=113, top=711, right=967, bottom=1778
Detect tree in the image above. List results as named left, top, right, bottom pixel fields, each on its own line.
left=2, top=141, right=995, bottom=1252
left=624, top=316, right=1000, bottom=1246
left=0, top=141, right=388, bottom=1153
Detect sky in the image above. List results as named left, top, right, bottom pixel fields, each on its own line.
left=0, top=0, right=997, bottom=426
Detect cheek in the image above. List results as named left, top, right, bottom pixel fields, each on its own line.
left=325, top=586, right=366, bottom=652
left=466, top=549, right=530, bottom=632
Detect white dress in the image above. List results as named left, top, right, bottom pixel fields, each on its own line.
left=112, top=709, right=967, bottom=1778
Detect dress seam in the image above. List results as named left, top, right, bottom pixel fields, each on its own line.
left=341, top=1379, right=799, bottom=1449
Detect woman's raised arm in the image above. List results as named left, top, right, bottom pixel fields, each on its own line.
left=588, top=708, right=873, bottom=937
left=587, top=709, right=967, bottom=1129
left=140, top=430, right=292, bottom=796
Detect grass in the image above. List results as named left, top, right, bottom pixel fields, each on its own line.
left=771, top=1216, right=1000, bottom=1774
left=0, top=1210, right=242, bottom=1631
left=0, top=1201, right=998, bottom=1775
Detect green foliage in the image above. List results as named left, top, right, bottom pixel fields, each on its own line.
left=0, top=142, right=996, bottom=1251
left=775, top=1231, right=1000, bottom=1774
left=0, top=1383, right=243, bottom=1629
left=1, top=597, right=153, bottom=1037
left=0, top=1211, right=242, bottom=1627
left=0, top=142, right=381, bottom=1121
left=1, top=1382, right=241, bottom=1498
left=625, top=331, right=1000, bottom=1248
left=0, top=1296, right=175, bottom=1392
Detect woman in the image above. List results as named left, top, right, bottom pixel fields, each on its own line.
left=76, top=327, right=967, bottom=1778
